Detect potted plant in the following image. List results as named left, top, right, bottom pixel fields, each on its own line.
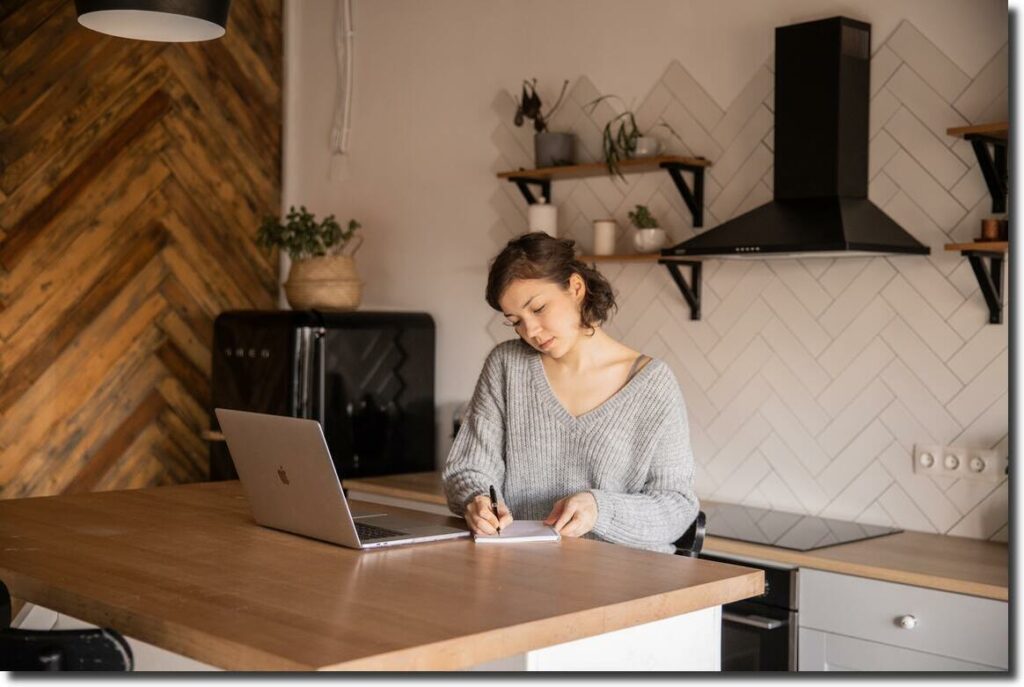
left=628, top=204, right=667, bottom=253
left=257, top=205, right=364, bottom=311
left=586, top=95, right=682, bottom=179
left=514, top=78, right=575, bottom=167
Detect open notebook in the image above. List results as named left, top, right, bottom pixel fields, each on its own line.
left=473, top=520, right=561, bottom=543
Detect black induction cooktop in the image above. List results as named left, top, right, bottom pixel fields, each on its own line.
left=703, top=501, right=902, bottom=551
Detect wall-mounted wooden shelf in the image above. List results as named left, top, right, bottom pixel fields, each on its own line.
left=943, top=241, right=1008, bottom=253
left=945, top=241, right=1008, bottom=324
left=947, top=122, right=1009, bottom=140
left=577, top=253, right=662, bottom=263
left=497, top=155, right=711, bottom=228
left=947, top=121, right=1008, bottom=213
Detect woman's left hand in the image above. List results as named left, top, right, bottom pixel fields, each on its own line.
left=543, top=492, right=598, bottom=538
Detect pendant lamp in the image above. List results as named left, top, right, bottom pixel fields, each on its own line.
left=75, top=0, right=231, bottom=42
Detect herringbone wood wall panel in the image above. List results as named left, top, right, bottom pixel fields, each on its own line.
left=0, top=0, right=282, bottom=499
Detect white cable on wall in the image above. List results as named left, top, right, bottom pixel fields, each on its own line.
left=329, top=0, right=354, bottom=180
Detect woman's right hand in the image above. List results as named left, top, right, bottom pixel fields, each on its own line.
left=464, top=494, right=514, bottom=535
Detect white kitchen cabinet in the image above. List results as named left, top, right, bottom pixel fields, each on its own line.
left=799, top=569, right=1007, bottom=671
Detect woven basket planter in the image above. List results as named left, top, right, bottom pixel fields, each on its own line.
left=284, top=254, right=362, bottom=311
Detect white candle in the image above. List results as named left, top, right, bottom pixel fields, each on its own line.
left=593, top=219, right=617, bottom=255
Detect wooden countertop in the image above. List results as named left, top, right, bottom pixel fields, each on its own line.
left=0, top=481, right=762, bottom=671
left=344, top=472, right=1009, bottom=601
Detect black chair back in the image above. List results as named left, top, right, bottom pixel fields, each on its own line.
left=674, top=510, right=706, bottom=557
left=0, top=582, right=133, bottom=671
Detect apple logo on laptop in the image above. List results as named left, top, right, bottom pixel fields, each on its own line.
left=277, top=466, right=290, bottom=485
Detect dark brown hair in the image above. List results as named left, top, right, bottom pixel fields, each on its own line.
left=485, top=232, right=617, bottom=331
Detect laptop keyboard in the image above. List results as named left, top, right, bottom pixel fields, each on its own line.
left=355, top=521, right=408, bottom=541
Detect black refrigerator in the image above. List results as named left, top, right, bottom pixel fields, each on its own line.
left=209, top=310, right=436, bottom=481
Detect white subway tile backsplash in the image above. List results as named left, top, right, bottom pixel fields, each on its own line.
left=880, top=275, right=963, bottom=360
left=870, top=45, right=901, bottom=97
left=883, top=108, right=967, bottom=189
left=877, top=441, right=960, bottom=531
left=710, top=105, right=773, bottom=186
left=760, top=355, right=829, bottom=435
left=946, top=350, right=1008, bottom=427
left=886, top=21, right=970, bottom=103
left=758, top=433, right=830, bottom=513
left=818, top=339, right=894, bottom=417
left=759, top=317, right=830, bottom=396
left=818, top=461, right=892, bottom=521
left=818, top=421, right=893, bottom=498
left=883, top=150, right=966, bottom=230
left=818, top=298, right=895, bottom=377
left=879, top=318, right=963, bottom=404
left=820, top=259, right=896, bottom=336
left=887, top=63, right=968, bottom=144
left=818, top=380, right=894, bottom=458
left=877, top=483, right=939, bottom=533
left=954, top=44, right=1008, bottom=123
left=661, top=60, right=724, bottom=133
left=759, top=395, right=829, bottom=475
left=947, top=482, right=1007, bottom=539
left=880, top=360, right=961, bottom=444
left=485, top=24, right=1007, bottom=540
left=711, top=65, right=772, bottom=149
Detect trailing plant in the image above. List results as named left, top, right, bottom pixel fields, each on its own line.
left=586, top=95, right=685, bottom=180
left=256, top=205, right=361, bottom=261
left=514, top=78, right=570, bottom=133
left=628, top=204, right=659, bottom=229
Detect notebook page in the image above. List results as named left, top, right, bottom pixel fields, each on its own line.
left=473, top=520, right=561, bottom=543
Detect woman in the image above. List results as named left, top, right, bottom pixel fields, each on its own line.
left=442, top=232, right=699, bottom=554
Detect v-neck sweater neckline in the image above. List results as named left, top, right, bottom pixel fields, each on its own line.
left=528, top=349, right=657, bottom=429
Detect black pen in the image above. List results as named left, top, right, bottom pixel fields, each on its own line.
left=489, top=484, right=501, bottom=535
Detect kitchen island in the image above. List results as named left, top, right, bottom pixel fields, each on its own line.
left=0, top=480, right=762, bottom=671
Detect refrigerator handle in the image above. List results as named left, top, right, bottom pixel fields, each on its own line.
left=295, top=327, right=313, bottom=419
left=313, top=327, right=326, bottom=426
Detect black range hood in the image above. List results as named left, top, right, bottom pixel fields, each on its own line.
left=664, top=16, right=929, bottom=258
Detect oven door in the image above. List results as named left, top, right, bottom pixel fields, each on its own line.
left=720, top=598, right=797, bottom=671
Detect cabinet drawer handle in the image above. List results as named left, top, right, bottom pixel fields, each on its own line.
left=722, top=611, right=783, bottom=630
left=895, top=614, right=918, bottom=630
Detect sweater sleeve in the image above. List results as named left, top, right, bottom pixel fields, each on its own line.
left=587, top=379, right=699, bottom=551
left=441, top=346, right=508, bottom=515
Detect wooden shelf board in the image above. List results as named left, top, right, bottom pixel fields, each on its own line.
left=497, top=155, right=711, bottom=181
left=578, top=253, right=700, bottom=263
left=944, top=241, right=1008, bottom=253
left=578, top=254, right=661, bottom=263
left=946, top=121, right=1009, bottom=140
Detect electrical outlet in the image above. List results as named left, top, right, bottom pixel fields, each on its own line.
left=913, top=444, right=1005, bottom=483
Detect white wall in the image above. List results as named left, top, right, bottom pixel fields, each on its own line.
left=283, top=0, right=1009, bottom=539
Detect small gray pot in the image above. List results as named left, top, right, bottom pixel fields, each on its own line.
left=534, top=132, right=576, bottom=168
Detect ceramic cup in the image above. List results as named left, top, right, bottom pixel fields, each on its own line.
left=634, top=136, right=661, bottom=158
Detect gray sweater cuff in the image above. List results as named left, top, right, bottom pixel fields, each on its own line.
left=588, top=489, right=615, bottom=536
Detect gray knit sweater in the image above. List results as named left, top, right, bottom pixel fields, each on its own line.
left=442, top=339, right=699, bottom=554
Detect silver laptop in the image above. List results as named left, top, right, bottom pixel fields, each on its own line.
left=215, top=408, right=470, bottom=549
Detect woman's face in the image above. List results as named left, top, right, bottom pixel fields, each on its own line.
left=498, top=275, right=586, bottom=357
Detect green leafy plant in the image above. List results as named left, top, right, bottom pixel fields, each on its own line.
left=585, top=95, right=685, bottom=180
left=256, top=205, right=361, bottom=261
left=514, top=78, right=570, bottom=133
left=628, top=205, right=659, bottom=229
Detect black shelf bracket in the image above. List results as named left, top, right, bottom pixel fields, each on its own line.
left=506, top=176, right=551, bottom=205
left=962, top=249, right=1006, bottom=324
left=964, top=133, right=1008, bottom=213
left=659, top=160, right=706, bottom=228
left=658, top=259, right=703, bottom=320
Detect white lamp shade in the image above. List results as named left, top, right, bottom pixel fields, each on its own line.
left=75, top=1, right=230, bottom=42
